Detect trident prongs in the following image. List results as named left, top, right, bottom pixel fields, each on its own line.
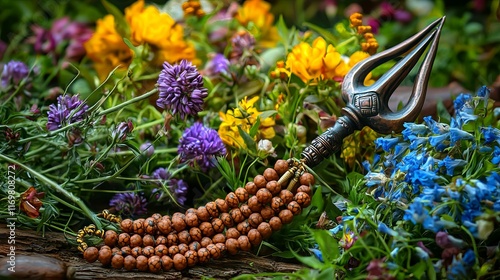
left=341, top=16, right=446, bottom=134
left=301, top=17, right=446, bottom=167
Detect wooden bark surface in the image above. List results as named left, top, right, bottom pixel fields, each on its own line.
left=0, top=225, right=304, bottom=280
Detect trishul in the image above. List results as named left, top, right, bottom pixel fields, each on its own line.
left=302, top=17, right=446, bottom=167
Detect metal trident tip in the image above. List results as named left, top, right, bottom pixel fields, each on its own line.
left=341, top=16, right=446, bottom=134
left=301, top=17, right=446, bottom=167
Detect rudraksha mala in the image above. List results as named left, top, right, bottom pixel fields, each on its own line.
left=77, top=159, right=315, bottom=273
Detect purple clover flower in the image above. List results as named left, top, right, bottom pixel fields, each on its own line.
left=109, top=192, right=147, bottom=217
left=229, top=31, right=257, bottom=65
left=156, top=60, right=208, bottom=119
left=178, top=122, right=227, bottom=171
left=113, top=120, right=134, bottom=142
left=206, top=53, right=230, bottom=76
left=1, top=60, right=29, bottom=88
left=139, top=141, right=155, bottom=157
left=151, top=167, right=189, bottom=206
left=28, top=17, right=93, bottom=62
left=46, top=94, right=89, bottom=131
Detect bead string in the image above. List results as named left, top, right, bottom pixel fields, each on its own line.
left=78, top=159, right=315, bottom=272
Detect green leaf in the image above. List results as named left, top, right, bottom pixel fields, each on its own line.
left=324, top=194, right=342, bottom=220
left=122, top=38, right=137, bottom=53
left=310, top=229, right=339, bottom=263
left=290, top=249, right=325, bottom=270
left=302, top=22, right=338, bottom=45
left=259, top=110, right=277, bottom=120
left=315, top=267, right=336, bottom=280
left=276, top=15, right=289, bottom=46
left=249, top=117, right=261, bottom=138
left=101, top=0, right=130, bottom=38
left=238, top=126, right=257, bottom=154
left=410, top=260, right=427, bottom=279
left=310, top=185, right=325, bottom=213
left=426, top=258, right=437, bottom=280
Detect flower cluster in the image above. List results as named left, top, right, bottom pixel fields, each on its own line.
left=109, top=192, right=148, bottom=217
left=235, top=0, right=279, bottom=48
left=1, top=60, right=29, bottom=88
left=28, top=17, right=93, bottom=62
left=46, top=94, right=89, bottom=131
left=84, top=0, right=196, bottom=79
left=156, top=60, right=208, bottom=119
left=350, top=12, right=379, bottom=54
left=272, top=18, right=376, bottom=84
left=312, top=86, right=499, bottom=279
left=7, top=2, right=497, bottom=278
left=150, top=167, right=189, bottom=206
left=218, top=96, right=275, bottom=149
left=178, top=122, right=227, bottom=171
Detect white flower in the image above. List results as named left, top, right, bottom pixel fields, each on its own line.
left=257, top=139, right=275, bottom=156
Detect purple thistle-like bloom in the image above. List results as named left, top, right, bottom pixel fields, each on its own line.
left=206, top=53, right=230, bottom=76
left=178, top=122, right=227, bottom=171
left=46, top=94, right=89, bottom=131
left=151, top=167, right=189, bottom=205
left=152, top=167, right=169, bottom=181
left=109, top=192, right=147, bottom=217
left=1, top=60, right=29, bottom=88
left=156, top=60, right=208, bottom=119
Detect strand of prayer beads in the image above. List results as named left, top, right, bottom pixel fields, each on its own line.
left=78, top=159, right=314, bottom=273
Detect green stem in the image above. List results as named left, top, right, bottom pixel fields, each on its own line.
left=107, top=147, right=177, bottom=157
left=2, top=77, right=28, bottom=105
left=24, top=144, right=51, bottom=158
left=336, top=35, right=358, bottom=50
left=0, top=153, right=101, bottom=228
left=83, top=143, right=115, bottom=177
left=18, top=88, right=159, bottom=144
left=41, top=162, right=68, bottom=174
left=19, top=122, right=79, bottom=144
left=98, top=88, right=158, bottom=116
left=134, top=118, right=164, bottom=130
left=461, top=225, right=479, bottom=267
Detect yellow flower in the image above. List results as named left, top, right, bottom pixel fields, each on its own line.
left=218, top=96, right=275, bottom=149
left=182, top=0, right=205, bottom=18
left=236, top=0, right=279, bottom=48
left=280, top=37, right=375, bottom=85
left=125, top=0, right=197, bottom=66
left=349, top=12, right=379, bottom=55
left=85, top=0, right=197, bottom=79
left=84, top=15, right=134, bottom=80
left=284, top=37, right=342, bottom=82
